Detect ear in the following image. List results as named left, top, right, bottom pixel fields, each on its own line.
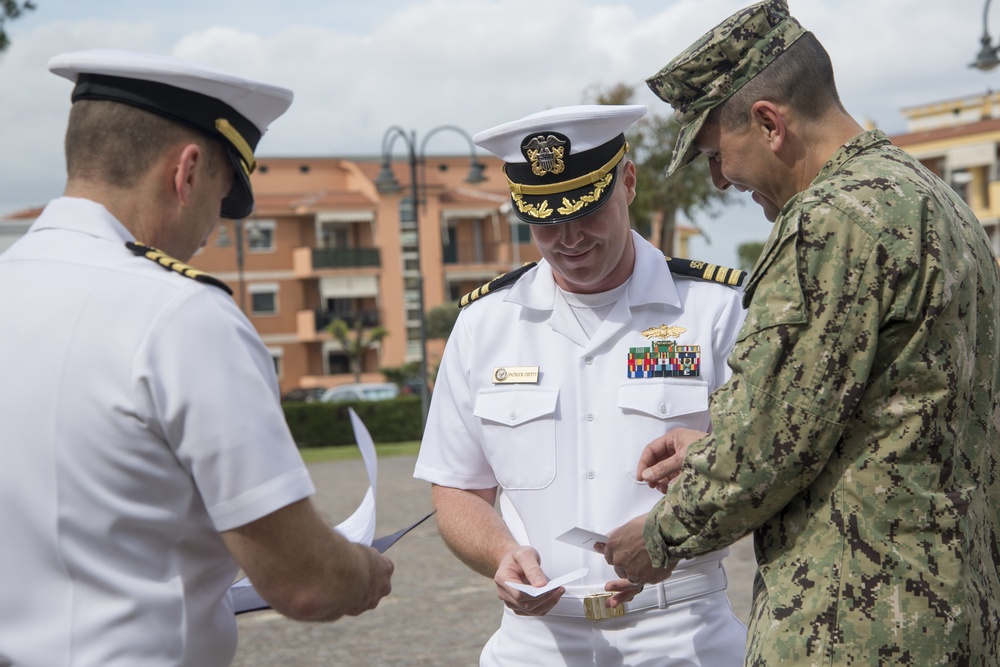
left=171, top=143, right=205, bottom=207
left=622, top=159, right=637, bottom=206
left=749, top=101, right=786, bottom=154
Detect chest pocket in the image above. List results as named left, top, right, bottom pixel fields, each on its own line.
left=474, top=387, right=559, bottom=490
left=617, top=379, right=710, bottom=483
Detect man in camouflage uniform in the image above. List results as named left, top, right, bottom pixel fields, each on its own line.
left=600, top=1, right=1000, bottom=665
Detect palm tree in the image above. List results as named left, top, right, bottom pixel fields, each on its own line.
left=587, top=83, right=733, bottom=256
left=326, top=317, right=388, bottom=383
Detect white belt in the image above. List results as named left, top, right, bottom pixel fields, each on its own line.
left=547, top=559, right=728, bottom=621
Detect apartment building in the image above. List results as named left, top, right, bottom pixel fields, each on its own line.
left=7, top=93, right=1000, bottom=397
left=889, top=90, right=1000, bottom=258
left=187, top=152, right=538, bottom=396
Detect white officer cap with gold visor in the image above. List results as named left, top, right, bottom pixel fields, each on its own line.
left=48, top=49, right=294, bottom=220
left=473, top=104, right=646, bottom=225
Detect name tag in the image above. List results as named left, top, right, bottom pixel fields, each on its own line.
left=492, top=366, right=540, bottom=384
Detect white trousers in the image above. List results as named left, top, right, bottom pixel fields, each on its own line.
left=480, top=590, right=746, bottom=666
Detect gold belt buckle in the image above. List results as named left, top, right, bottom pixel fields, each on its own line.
left=583, top=593, right=626, bottom=621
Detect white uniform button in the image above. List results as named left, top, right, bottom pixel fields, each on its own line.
left=658, top=403, right=668, bottom=415
left=586, top=412, right=595, bottom=421
left=587, top=470, right=596, bottom=479
left=509, top=411, right=518, bottom=421
left=584, top=356, right=594, bottom=365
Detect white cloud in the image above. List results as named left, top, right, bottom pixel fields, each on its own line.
left=2, top=0, right=997, bottom=266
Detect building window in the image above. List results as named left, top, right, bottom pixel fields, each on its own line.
left=251, top=292, right=276, bottom=314
left=515, top=221, right=532, bottom=243
left=327, top=352, right=350, bottom=375
left=215, top=224, right=232, bottom=248
left=247, top=219, right=276, bottom=252
left=249, top=283, right=279, bottom=315
left=268, top=347, right=284, bottom=379
left=950, top=170, right=972, bottom=204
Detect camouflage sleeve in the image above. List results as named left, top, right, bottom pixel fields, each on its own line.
left=644, top=200, right=889, bottom=564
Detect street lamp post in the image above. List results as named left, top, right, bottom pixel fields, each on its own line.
left=231, top=218, right=262, bottom=314
left=234, top=218, right=247, bottom=312
left=374, top=125, right=486, bottom=427
left=972, top=0, right=1000, bottom=70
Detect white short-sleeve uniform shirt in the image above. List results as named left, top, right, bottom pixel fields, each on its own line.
left=416, top=231, right=747, bottom=588
left=0, top=198, right=314, bottom=667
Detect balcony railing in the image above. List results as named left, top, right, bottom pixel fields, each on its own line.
left=314, top=309, right=381, bottom=332
left=312, top=246, right=380, bottom=269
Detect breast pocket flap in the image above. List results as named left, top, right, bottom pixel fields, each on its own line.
left=617, top=380, right=709, bottom=420
left=474, top=387, right=558, bottom=426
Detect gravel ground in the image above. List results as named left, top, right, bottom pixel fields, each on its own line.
left=232, top=455, right=757, bottom=667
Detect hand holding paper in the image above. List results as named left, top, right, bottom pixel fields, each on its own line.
left=230, top=408, right=433, bottom=615
left=505, top=567, right=588, bottom=596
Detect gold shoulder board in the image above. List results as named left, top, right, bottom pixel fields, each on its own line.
left=126, top=241, right=234, bottom=295
left=459, top=262, right=537, bottom=309
left=665, top=256, right=747, bottom=288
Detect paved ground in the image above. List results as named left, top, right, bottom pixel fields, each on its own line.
left=232, top=455, right=758, bottom=667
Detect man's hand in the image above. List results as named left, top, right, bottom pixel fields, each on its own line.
left=222, top=498, right=397, bottom=622
left=493, top=545, right=564, bottom=616
left=345, top=546, right=395, bottom=616
left=637, top=428, right=708, bottom=493
left=595, top=515, right=673, bottom=588
left=602, top=576, right=646, bottom=609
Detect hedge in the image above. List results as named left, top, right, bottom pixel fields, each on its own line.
left=283, top=395, right=424, bottom=448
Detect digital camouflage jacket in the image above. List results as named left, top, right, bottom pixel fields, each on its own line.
left=645, top=130, right=1000, bottom=666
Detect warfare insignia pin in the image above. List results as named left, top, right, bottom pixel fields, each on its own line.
left=642, top=324, right=687, bottom=339
left=522, top=134, right=567, bottom=176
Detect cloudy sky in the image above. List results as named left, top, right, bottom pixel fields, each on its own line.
left=1, top=0, right=995, bottom=266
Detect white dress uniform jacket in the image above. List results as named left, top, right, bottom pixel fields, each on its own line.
left=415, top=232, right=748, bottom=665
left=0, top=197, right=314, bottom=667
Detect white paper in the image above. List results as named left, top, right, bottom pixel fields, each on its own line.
left=555, top=527, right=608, bottom=550
left=505, top=567, right=588, bottom=596
left=331, top=408, right=377, bottom=546
left=229, top=408, right=377, bottom=604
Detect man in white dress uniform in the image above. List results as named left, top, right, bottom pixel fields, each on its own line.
left=0, top=50, right=392, bottom=667
left=413, top=104, right=748, bottom=666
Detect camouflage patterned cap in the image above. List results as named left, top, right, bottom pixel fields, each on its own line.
left=645, top=0, right=807, bottom=180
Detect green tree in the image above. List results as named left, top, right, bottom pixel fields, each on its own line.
left=325, top=318, right=388, bottom=383
left=379, top=360, right=422, bottom=390
left=737, top=240, right=766, bottom=272
left=425, top=302, right=460, bottom=340
left=1, top=1, right=35, bottom=53
left=585, top=83, right=733, bottom=256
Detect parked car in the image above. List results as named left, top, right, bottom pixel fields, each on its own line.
left=281, top=387, right=326, bottom=403
left=319, top=382, right=400, bottom=403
